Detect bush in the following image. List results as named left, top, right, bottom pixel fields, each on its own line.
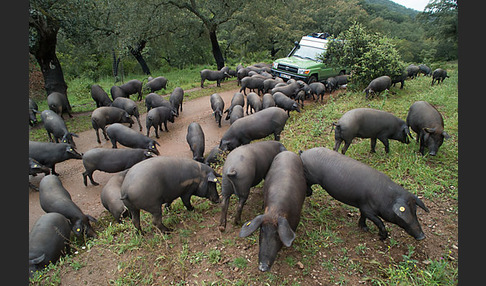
left=322, top=22, right=404, bottom=89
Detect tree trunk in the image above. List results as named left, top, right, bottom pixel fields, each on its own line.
left=128, top=41, right=151, bottom=75
left=29, top=18, right=68, bottom=96
left=209, top=30, right=225, bottom=70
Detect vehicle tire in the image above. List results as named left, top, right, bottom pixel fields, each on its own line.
left=308, top=75, right=318, bottom=84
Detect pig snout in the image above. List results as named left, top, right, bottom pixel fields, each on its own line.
left=415, top=232, right=426, bottom=241
left=258, top=262, right=270, bottom=272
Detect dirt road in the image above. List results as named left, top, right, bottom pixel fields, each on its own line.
left=29, top=87, right=239, bottom=230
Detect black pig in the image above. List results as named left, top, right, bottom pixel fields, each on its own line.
left=82, top=148, right=155, bottom=186
left=47, top=91, right=73, bottom=118
left=300, top=147, right=429, bottom=240
left=29, top=141, right=83, bottom=176
left=406, top=101, right=450, bottom=156
left=431, top=68, right=449, bottom=86
left=224, top=92, right=245, bottom=120
left=364, top=76, right=392, bottom=99
left=29, top=213, right=71, bottom=277
left=146, top=106, right=177, bottom=138
left=186, top=122, right=205, bottom=162
left=246, top=92, right=262, bottom=115
left=219, top=107, right=289, bottom=151
left=29, top=98, right=39, bottom=126
left=219, top=141, right=287, bottom=232
left=169, top=87, right=184, bottom=116
left=333, top=108, right=411, bottom=154
left=111, top=97, right=143, bottom=131
left=239, top=76, right=265, bottom=95
left=200, top=69, right=229, bottom=88
left=91, top=106, right=134, bottom=144
left=101, top=170, right=130, bottom=222
left=39, top=175, right=97, bottom=238
left=106, top=123, right=160, bottom=154
left=210, top=93, right=225, bottom=128
left=240, top=151, right=307, bottom=272
left=145, top=92, right=174, bottom=112
left=144, top=76, right=168, bottom=93
left=117, top=79, right=143, bottom=101
left=120, top=156, right=221, bottom=233
left=41, top=110, right=78, bottom=147
left=272, top=92, right=300, bottom=116
left=91, top=84, right=112, bottom=107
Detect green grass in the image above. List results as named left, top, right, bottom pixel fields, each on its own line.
left=30, top=61, right=458, bottom=285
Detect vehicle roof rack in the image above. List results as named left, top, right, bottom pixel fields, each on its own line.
left=308, top=32, right=330, bottom=39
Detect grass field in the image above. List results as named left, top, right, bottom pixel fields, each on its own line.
left=29, top=61, right=458, bottom=285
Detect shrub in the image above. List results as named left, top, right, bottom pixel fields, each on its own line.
left=322, top=22, right=404, bottom=89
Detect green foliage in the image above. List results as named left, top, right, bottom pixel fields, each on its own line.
left=323, top=22, right=404, bottom=89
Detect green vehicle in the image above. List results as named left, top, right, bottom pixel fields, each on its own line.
left=271, top=33, right=346, bottom=83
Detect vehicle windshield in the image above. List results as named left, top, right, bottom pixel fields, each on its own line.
left=292, top=45, right=325, bottom=62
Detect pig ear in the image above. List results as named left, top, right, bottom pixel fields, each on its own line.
left=144, top=150, right=155, bottom=157
left=277, top=216, right=296, bottom=247
left=404, top=126, right=414, bottom=140
left=207, top=172, right=219, bottom=183
left=70, top=132, right=79, bottom=138
left=442, top=131, right=451, bottom=140
left=29, top=253, right=45, bottom=265
left=414, top=195, right=430, bottom=213
left=423, top=127, right=436, bottom=134
left=239, top=215, right=264, bottom=238
left=86, top=214, right=97, bottom=222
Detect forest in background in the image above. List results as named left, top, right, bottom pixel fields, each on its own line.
left=29, top=0, right=458, bottom=92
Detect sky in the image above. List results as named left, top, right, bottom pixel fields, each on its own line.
left=390, top=0, right=430, bottom=11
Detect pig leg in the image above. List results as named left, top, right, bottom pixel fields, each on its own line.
left=110, top=138, right=118, bottom=148
left=181, top=194, right=195, bottom=211
left=151, top=211, right=171, bottom=233
left=50, top=164, right=59, bottom=176
left=234, top=196, right=248, bottom=226
left=136, top=117, right=142, bottom=131
left=46, top=131, right=54, bottom=142
left=377, top=137, right=390, bottom=153
left=341, top=141, right=352, bottom=155
left=219, top=195, right=231, bottom=232
left=95, top=128, right=101, bottom=144
left=370, top=138, right=377, bottom=153
left=101, top=127, right=109, bottom=141
left=154, top=125, right=159, bottom=138
left=418, top=132, right=426, bottom=155
left=163, top=121, right=169, bottom=132
left=333, top=138, right=343, bottom=152
left=82, top=170, right=99, bottom=186
left=130, top=208, right=143, bottom=233
left=359, top=208, right=388, bottom=240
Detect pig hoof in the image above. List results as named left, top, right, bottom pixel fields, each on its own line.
left=218, top=225, right=226, bottom=232
left=359, top=225, right=369, bottom=232
left=378, top=232, right=388, bottom=241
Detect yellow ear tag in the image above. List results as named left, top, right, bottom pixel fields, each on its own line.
left=399, top=206, right=405, bottom=212
left=76, top=228, right=81, bottom=232
left=213, top=178, right=218, bottom=182
left=246, top=221, right=251, bottom=226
